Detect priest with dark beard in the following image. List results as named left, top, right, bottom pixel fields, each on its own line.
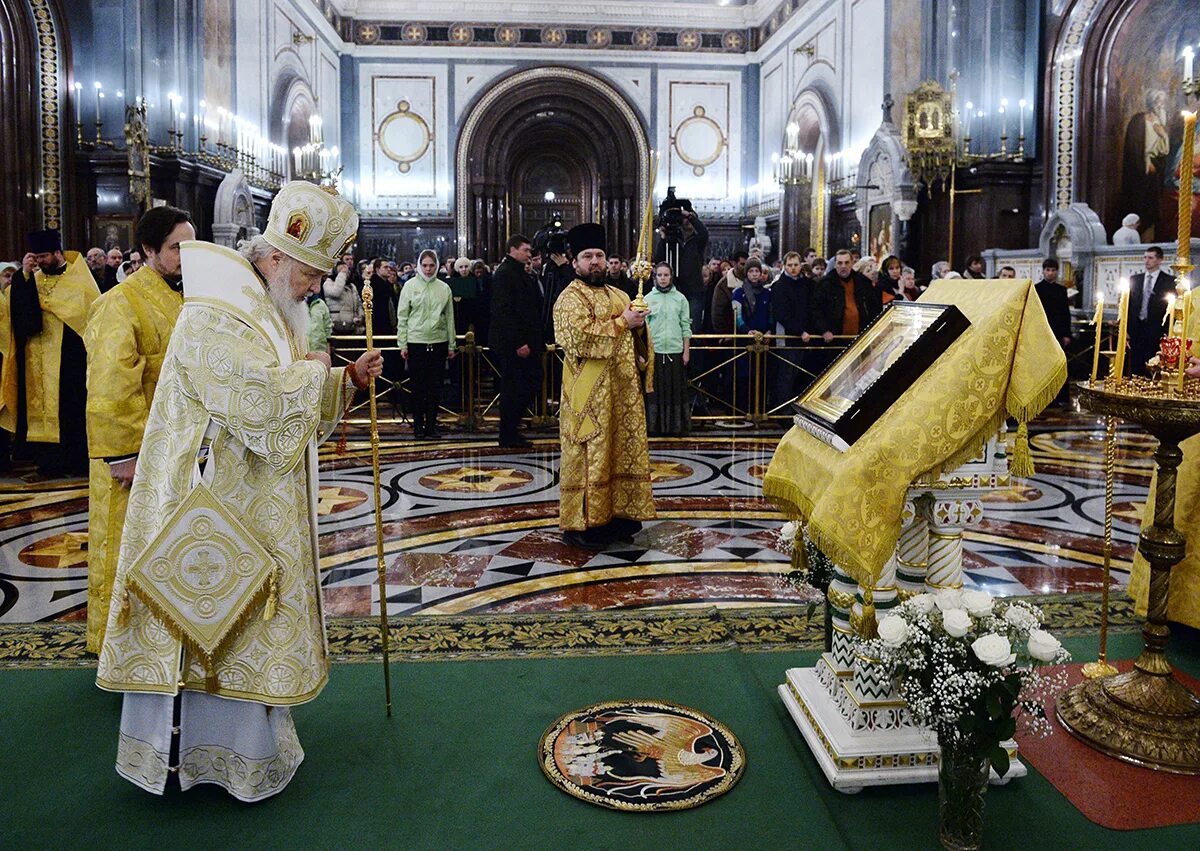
left=552, top=223, right=656, bottom=549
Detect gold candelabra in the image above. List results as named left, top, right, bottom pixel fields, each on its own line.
left=629, top=150, right=660, bottom=313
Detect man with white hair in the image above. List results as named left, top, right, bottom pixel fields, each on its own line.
left=96, top=181, right=383, bottom=801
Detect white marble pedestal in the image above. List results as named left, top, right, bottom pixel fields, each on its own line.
left=779, top=433, right=1027, bottom=792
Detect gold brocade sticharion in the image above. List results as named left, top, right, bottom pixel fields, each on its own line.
left=83, top=264, right=184, bottom=652
left=553, top=279, right=656, bottom=531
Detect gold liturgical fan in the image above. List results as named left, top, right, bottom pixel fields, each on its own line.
left=1056, top=381, right=1200, bottom=773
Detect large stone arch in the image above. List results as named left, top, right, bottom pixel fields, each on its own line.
left=780, top=83, right=840, bottom=256
left=455, top=66, right=650, bottom=260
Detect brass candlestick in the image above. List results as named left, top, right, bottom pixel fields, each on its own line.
left=362, top=281, right=393, bottom=718
left=1058, top=381, right=1200, bottom=772
left=1082, top=409, right=1119, bottom=679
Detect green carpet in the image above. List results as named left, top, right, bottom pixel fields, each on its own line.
left=3, top=630, right=1198, bottom=849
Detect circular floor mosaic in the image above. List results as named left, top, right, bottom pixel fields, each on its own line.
left=539, top=699, right=744, bottom=811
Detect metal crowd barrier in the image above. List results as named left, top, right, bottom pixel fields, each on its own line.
left=329, top=318, right=1111, bottom=431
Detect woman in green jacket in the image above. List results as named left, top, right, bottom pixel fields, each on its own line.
left=397, top=249, right=456, bottom=438
left=643, top=262, right=693, bottom=436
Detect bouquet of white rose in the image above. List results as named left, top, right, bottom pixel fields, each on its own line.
left=861, top=588, right=1070, bottom=777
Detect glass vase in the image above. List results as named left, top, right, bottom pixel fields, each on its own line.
left=937, top=735, right=990, bottom=851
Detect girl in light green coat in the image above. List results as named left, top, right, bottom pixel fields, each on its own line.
left=396, top=249, right=456, bottom=438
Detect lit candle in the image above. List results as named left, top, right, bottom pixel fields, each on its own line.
left=999, top=98, right=1008, bottom=139
left=1179, top=111, right=1196, bottom=265
left=1164, top=292, right=1177, bottom=333
left=1114, top=277, right=1130, bottom=380
left=1018, top=99, right=1027, bottom=139
left=1186, top=47, right=1196, bottom=84
left=73, top=81, right=82, bottom=128
left=1090, top=291, right=1105, bottom=384
left=964, top=101, right=974, bottom=145
left=93, top=81, right=102, bottom=128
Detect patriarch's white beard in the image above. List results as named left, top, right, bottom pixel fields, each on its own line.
left=266, top=262, right=311, bottom=342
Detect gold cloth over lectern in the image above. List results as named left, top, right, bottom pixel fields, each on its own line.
left=1057, top=381, right=1200, bottom=773
left=762, top=279, right=1066, bottom=589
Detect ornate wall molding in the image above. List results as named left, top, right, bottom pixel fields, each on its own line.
left=352, top=20, right=748, bottom=53
left=31, top=0, right=65, bottom=231
left=1048, top=0, right=1103, bottom=211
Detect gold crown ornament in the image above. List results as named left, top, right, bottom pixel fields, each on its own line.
left=262, top=180, right=359, bottom=271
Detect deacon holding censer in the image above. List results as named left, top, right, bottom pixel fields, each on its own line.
left=96, top=181, right=383, bottom=801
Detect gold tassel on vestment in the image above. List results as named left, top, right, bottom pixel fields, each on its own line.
left=116, top=590, right=130, bottom=628
left=1010, top=420, right=1035, bottom=479
left=263, top=569, right=278, bottom=621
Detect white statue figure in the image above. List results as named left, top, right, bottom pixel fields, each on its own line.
left=749, top=216, right=772, bottom=262
left=1113, top=213, right=1142, bottom=246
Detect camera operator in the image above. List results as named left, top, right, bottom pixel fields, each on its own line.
left=652, top=188, right=709, bottom=333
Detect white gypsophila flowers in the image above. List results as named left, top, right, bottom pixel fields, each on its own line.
left=1004, top=604, right=1038, bottom=631
left=972, top=633, right=1016, bottom=667
left=961, top=589, right=994, bottom=617
left=878, top=614, right=909, bottom=647
left=780, top=520, right=798, bottom=541
left=1026, top=628, right=1063, bottom=662
left=934, top=588, right=965, bottom=612
left=942, top=608, right=972, bottom=638
left=909, top=593, right=936, bottom=614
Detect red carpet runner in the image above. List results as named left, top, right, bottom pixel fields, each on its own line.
left=1017, top=661, right=1200, bottom=830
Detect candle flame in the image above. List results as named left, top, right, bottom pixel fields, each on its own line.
left=1096, top=291, right=1104, bottom=306
left=1119, top=277, right=1130, bottom=293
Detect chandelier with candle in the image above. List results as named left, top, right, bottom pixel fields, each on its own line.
left=70, top=83, right=286, bottom=190
left=292, top=115, right=341, bottom=184
left=775, top=121, right=815, bottom=187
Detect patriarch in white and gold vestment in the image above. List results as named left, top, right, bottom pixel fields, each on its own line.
left=553, top=222, right=656, bottom=550
left=83, top=205, right=193, bottom=654
left=96, top=181, right=382, bottom=801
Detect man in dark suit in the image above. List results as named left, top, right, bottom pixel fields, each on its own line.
left=489, top=234, right=542, bottom=448
left=1034, top=258, right=1075, bottom=404
left=1126, top=245, right=1176, bottom=376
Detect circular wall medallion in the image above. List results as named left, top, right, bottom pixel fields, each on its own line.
left=632, top=28, right=655, bottom=48
left=587, top=27, right=612, bottom=48
left=541, top=27, right=566, bottom=46
left=496, top=25, right=519, bottom=45
left=448, top=23, right=473, bottom=45
left=357, top=23, right=380, bottom=45
left=678, top=29, right=701, bottom=51
left=673, top=105, right=725, bottom=176
left=377, top=100, right=432, bottom=174
left=540, top=699, right=745, bottom=811
left=401, top=23, right=426, bottom=44
left=722, top=31, right=745, bottom=51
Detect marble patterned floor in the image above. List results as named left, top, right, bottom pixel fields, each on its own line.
left=0, top=406, right=1150, bottom=624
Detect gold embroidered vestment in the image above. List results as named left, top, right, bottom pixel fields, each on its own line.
left=553, top=279, right=655, bottom=530
left=83, top=265, right=184, bottom=652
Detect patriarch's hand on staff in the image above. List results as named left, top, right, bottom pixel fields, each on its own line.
left=622, top=306, right=646, bottom=328
left=351, top=348, right=384, bottom=389
left=305, top=351, right=332, bottom=372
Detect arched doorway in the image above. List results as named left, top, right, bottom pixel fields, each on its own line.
left=456, top=67, right=649, bottom=261
left=779, top=86, right=837, bottom=258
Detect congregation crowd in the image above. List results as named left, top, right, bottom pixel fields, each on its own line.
left=0, top=207, right=1082, bottom=474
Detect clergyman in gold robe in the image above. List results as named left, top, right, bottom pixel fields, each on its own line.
left=1, top=229, right=100, bottom=476
left=82, top=205, right=193, bottom=654
left=552, top=222, right=656, bottom=549
left=96, top=182, right=383, bottom=801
